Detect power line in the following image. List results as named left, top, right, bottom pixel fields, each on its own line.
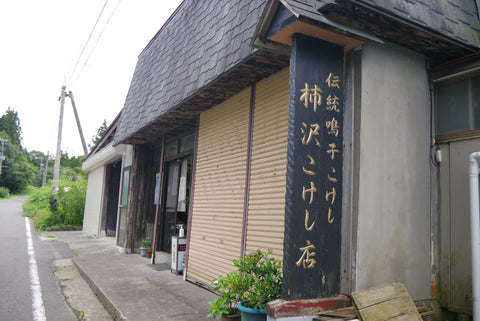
left=69, top=0, right=122, bottom=88
left=65, top=0, right=110, bottom=87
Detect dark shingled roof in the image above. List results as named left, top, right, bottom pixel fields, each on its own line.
left=113, top=0, right=268, bottom=145
left=275, top=0, right=480, bottom=63
left=312, top=0, right=480, bottom=50
left=114, top=0, right=480, bottom=145
left=280, top=0, right=480, bottom=48
left=345, top=0, right=480, bottom=48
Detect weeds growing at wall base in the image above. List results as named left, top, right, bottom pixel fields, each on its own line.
left=23, top=179, right=86, bottom=231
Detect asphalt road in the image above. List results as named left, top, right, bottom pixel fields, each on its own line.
left=0, top=196, right=76, bottom=321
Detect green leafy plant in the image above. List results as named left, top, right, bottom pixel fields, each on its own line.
left=207, top=250, right=282, bottom=318
left=207, top=270, right=248, bottom=318
left=57, top=180, right=86, bottom=226
left=24, top=184, right=54, bottom=218
left=23, top=178, right=86, bottom=231
left=0, top=186, right=10, bottom=198
left=234, top=250, right=283, bottom=310
left=141, top=238, right=152, bottom=250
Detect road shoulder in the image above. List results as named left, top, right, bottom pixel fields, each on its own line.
left=54, top=258, right=113, bottom=321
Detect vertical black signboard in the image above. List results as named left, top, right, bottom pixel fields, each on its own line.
left=283, top=34, right=344, bottom=300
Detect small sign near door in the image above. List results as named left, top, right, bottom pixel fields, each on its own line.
left=177, top=159, right=188, bottom=212
left=154, top=173, right=161, bottom=205
left=171, top=236, right=187, bottom=273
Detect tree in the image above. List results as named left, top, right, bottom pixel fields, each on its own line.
left=24, top=150, right=85, bottom=188
left=0, top=108, right=22, bottom=146
left=28, top=150, right=53, bottom=187
left=89, top=119, right=109, bottom=150
left=60, top=151, right=84, bottom=168
left=0, top=140, right=36, bottom=192
left=28, top=150, right=46, bottom=168
left=0, top=109, right=35, bottom=192
left=59, top=151, right=86, bottom=181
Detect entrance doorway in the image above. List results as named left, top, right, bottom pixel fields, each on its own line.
left=438, top=138, right=480, bottom=308
left=100, top=160, right=122, bottom=237
left=160, top=156, right=191, bottom=252
left=117, top=166, right=130, bottom=247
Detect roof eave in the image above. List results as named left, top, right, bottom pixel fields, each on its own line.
left=254, top=0, right=479, bottom=65
left=114, top=50, right=290, bottom=146
left=320, top=0, right=479, bottom=63
left=252, top=0, right=383, bottom=53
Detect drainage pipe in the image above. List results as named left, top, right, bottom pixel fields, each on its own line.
left=470, top=151, right=480, bottom=321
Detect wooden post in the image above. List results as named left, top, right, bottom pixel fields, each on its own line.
left=283, top=34, right=344, bottom=299
left=151, top=136, right=166, bottom=264
left=125, top=146, right=139, bottom=253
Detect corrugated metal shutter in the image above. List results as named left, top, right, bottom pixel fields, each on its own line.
left=246, top=68, right=289, bottom=259
left=187, top=88, right=250, bottom=285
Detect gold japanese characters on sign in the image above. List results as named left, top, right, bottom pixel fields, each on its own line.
left=296, top=72, right=342, bottom=270
left=300, top=83, right=322, bottom=112
left=296, top=240, right=316, bottom=268
left=325, top=72, right=340, bottom=88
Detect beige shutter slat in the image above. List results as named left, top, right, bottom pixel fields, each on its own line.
left=187, top=87, right=250, bottom=285
left=245, top=68, right=289, bottom=259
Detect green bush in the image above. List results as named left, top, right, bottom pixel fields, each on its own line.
left=23, top=184, right=52, bottom=217
left=207, top=250, right=283, bottom=318
left=141, top=238, right=152, bottom=249
left=57, top=179, right=86, bottom=226
left=23, top=177, right=86, bottom=231
left=0, top=186, right=10, bottom=198
left=233, top=250, right=283, bottom=310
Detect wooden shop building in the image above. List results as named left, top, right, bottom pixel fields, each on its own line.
left=98, top=0, right=480, bottom=317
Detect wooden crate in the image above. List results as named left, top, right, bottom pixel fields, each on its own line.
left=314, top=306, right=359, bottom=320
left=351, top=282, right=422, bottom=321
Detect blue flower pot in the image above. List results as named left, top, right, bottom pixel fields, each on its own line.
left=237, top=301, right=266, bottom=321
left=140, top=247, right=147, bottom=257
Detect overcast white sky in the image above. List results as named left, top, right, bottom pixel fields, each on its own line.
left=0, top=0, right=183, bottom=156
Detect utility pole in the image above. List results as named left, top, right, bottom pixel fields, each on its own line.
left=42, top=151, right=49, bottom=187
left=67, top=91, right=88, bottom=157
left=53, top=86, right=66, bottom=195
left=0, top=138, right=7, bottom=182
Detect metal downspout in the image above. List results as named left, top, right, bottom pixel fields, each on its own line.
left=470, top=151, right=480, bottom=321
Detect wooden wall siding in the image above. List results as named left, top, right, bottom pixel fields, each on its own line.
left=245, top=68, right=289, bottom=259
left=188, top=88, right=251, bottom=284
left=127, top=144, right=160, bottom=252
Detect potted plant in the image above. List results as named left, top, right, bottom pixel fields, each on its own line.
left=141, top=238, right=152, bottom=258
left=207, top=250, right=282, bottom=321
left=207, top=271, right=246, bottom=320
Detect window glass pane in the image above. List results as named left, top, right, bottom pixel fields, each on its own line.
left=121, top=168, right=130, bottom=206
left=473, top=75, right=480, bottom=129
left=165, top=140, right=178, bottom=157
left=437, top=78, right=469, bottom=135
left=180, top=133, right=195, bottom=153
left=166, top=161, right=180, bottom=209
left=177, top=158, right=189, bottom=212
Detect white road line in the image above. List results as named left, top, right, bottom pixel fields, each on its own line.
left=25, top=217, right=47, bottom=321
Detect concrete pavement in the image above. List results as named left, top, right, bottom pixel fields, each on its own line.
left=53, top=258, right=112, bottom=321
left=45, top=231, right=218, bottom=321
left=0, top=196, right=77, bottom=321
